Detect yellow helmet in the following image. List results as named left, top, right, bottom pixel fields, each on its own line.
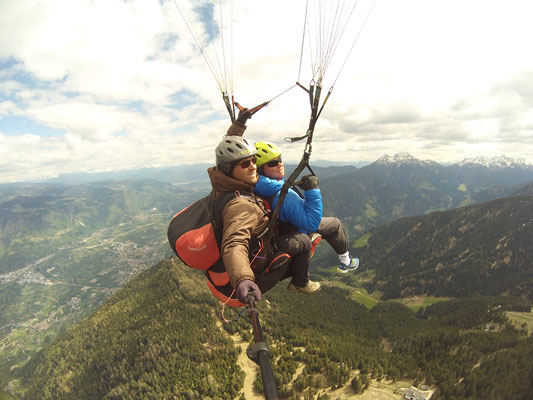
left=255, top=141, right=282, bottom=167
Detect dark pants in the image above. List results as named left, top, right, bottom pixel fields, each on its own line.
left=275, top=217, right=348, bottom=287
left=275, top=232, right=312, bottom=287
left=316, top=217, right=348, bottom=255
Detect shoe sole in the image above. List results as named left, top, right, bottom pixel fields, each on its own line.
left=288, top=285, right=321, bottom=294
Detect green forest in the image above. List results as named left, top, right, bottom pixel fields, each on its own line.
left=14, top=258, right=532, bottom=400
left=357, top=195, right=533, bottom=301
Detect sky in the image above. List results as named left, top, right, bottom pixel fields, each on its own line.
left=1, top=0, right=533, bottom=183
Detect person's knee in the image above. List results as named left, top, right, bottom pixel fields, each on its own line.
left=284, top=233, right=311, bottom=253
left=331, top=217, right=341, bottom=229
left=298, top=234, right=312, bottom=251
left=320, top=216, right=342, bottom=232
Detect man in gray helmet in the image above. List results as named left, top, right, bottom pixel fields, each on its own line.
left=208, top=112, right=319, bottom=305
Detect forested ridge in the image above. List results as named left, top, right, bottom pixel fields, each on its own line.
left=358, top=195, right=533, bottom=300
left=20, top=259, right=242, bottom=399
left=17, top=258, right=532, bottom=400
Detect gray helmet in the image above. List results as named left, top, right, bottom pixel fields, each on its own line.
left=215, top=136, right=257, bottom=166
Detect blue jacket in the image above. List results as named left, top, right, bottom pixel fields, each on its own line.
left=254, top=175, right=322, bottom=233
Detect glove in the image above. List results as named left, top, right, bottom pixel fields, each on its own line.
left=298, top=174, right=319, bottom=191
left=236, top=279, right=261, bottom=304
left=236, top=108, right=252, bottom=125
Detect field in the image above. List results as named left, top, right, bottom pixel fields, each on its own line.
left=506, top=311, right=533, bottom=335
left=400, top=296, right=449, bottom=312
left=351, top=287, right=379, bottom=308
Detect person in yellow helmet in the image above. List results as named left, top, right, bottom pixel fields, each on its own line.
left=255, top=141, right=323, bottom=293
left=254, top=141, right=360, bottom=274
left=255, top=141, right=321, bottom=232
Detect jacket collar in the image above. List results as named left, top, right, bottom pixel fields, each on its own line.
left=207, top=166, right=255, bottom=195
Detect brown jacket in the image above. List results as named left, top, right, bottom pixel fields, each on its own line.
left=207, top=166, right=270, bottom=288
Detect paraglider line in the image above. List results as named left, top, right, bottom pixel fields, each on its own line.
left=173, top=0, right=225, bottom=93
left=332, top=0, right=376, bottom=86
left=267, top=83, right=298, bottom=103
left=321, top=0, right=360, bottom=78
left=298, top=0, right=310, bottom=82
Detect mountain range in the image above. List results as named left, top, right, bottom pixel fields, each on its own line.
left=1, top=153, right=532, bottom=398
left=3, top=153, right=531, bottom=277
left=318, top=153, right=533, bottom=237
left=3, top=153, right=529, bottom=185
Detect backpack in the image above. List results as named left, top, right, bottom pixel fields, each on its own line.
left=167, top=191, right=234, bottom=271
left=167, top=191, right=291, bottom=307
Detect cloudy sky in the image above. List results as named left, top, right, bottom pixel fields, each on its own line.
left=1, top=0, right=532, bottom=183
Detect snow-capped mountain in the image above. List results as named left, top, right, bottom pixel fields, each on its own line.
left=373, top=152, right=441, bottom=168
left=362, top=153, right=533, bottom=199
left=372, top=153, right=532, bottom=172
left=454, top=155, right=533, bottom=170
left=447, top=155, right=533, bottom=189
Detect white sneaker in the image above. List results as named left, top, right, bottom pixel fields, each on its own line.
left=338, top=257, right=359, bottom=273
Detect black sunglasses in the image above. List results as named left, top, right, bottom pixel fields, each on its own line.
left=265, top=157, right=283, bottom=168
left=237, top=156, right=257, bottom=169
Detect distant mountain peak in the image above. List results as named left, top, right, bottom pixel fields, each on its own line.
left=375, top=153, right=416, bottom=164
left=373, top=152, right=438, bottom=168
left=455, top=155, right=532, bottom=169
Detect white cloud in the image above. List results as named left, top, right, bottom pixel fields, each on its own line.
left=1, top=0, right=533, bottom=183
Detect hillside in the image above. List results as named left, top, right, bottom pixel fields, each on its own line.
left=16, top=258, right=532, bottom=400
left=512, top=181, right=533, bottom=196
left=19, top=259, right=243, bottom=399
left=359, top=195, right=533, bottom=300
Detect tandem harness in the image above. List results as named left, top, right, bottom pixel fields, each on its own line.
left=167, top=191, right=290, bottom=307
